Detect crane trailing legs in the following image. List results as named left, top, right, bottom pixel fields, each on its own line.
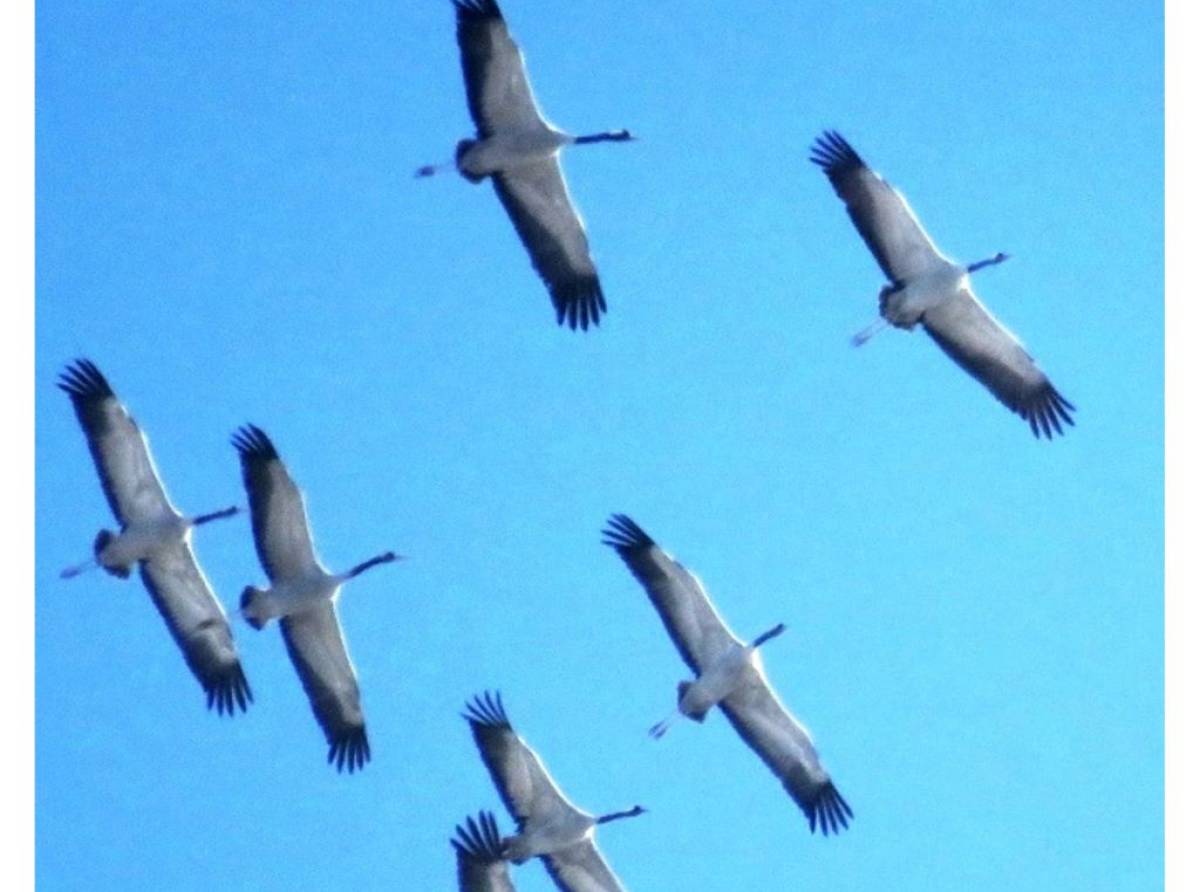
left=60, top=505, right=240, bottom=579
left=649, top=622, right=788, bottom=740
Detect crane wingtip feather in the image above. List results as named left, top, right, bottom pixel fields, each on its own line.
left=463, top=689, right=511, bottom=729
left=601, top=513, right=655, bottom=551
left=57, top=358, right=115, bottom=401
left=231, top=424, right=279, bottom=460
left=800, top=780, right=853, bottom=837
left=809, top=129, right=866, bottom=175
left=551, top=278, right=606, bottom=332
left=328, top=726, right=371, bottom=774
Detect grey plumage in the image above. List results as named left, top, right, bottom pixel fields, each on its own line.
left=432, top=0, right=632, bottom=330
left=58, top=359, right=251, bottom=716
left=811, top=130, right=1075, bottom=438
left=604, top=514, right=852, bottom=835
left=463, top=691, right=639, bottom=891
left=233, top=424, right=384, bottom=773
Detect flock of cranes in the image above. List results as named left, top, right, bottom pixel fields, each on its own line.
left=58, top=361, right=393, bottom=773
left=57, top=358, right=852, bottom=889
left=419, top=0, right=1074, bottom=438
left=53, top=0, right=1081, bottom=888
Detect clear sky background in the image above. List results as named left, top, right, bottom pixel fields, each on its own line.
left=36, top=2, right=1162, bottom=889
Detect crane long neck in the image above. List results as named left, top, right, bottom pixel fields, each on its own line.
left=345, top=551, right=396, bottom=579
left=596, top=807, right=644, bottom=824
left=967, top=253, right=1009, bottom=273
left=574, top=131, right=626, bottom=145
left=193, top=505, right=239, bottom=526
left=751, top=623, right=786, bottom=648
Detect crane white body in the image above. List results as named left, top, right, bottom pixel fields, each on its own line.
left=57, top=359, right=251, bottom=716
left=232, top=424, right=398, bottom=772
left=884, top=264, right=970, bottom=328
left=676, top=641, right=763, bottom=722
left=810, top=130, right=1075, bottom=438
left=603, top=514, right=852, bottom=836
left=463, top=691, right=643, bottom=891
left=456, top=127, right=572, bottom=178
left=505, top=809, right=595, bottom=863
left=87, top=514, right=190, bottom=572
left=420, top=0, right=634, bottom=331
left=240, top=567, right=345, bottom=628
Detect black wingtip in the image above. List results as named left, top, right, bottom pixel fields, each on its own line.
left=808, top=129, right=866, bottom=175
left=601, top=513, right=655, bottom=552
left=802, top=781, right=854, bottom=836
left=1021, top=385, right=1076, bottom=441
left=57, top=358, right=115, bottom=401
left=462, top=689, right=510, bottom=729
left=328, top=726, right=371, bottom=774
left=206, top=662, right=254, bottom=717
left=454, top=0, right=503, bottom=23
left=452, top=810, right=505, bottom=861
left=231, top=424, right=279, bottom=460
left=552, top=278, right=607, bottom=332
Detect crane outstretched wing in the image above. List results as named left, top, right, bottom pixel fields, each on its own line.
left=454, top=0, right=543, bottom=138
left=493, top=160, right=606, bottom=330
left=281, top=604, right=370, bottom=773
left=603, top=514, right=738, bottom=673
left=58, top=359, right=173, bottom=525
left=541, top=840, right=627, bottom=892
left=922, top=288, right=1075, bottom=438
left=231, top=425, right=319, bottom=581
left=720, top=670, right=853, bottom=836
left=810, top=130, right=950, bottom=284
left=140, top=542, right=252, bottom=715
left=463, top=691, right=585, bottom=828
left=453, top=811, right=517, bottom=892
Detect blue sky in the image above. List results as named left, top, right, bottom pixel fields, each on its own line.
left=36, top=2, right=1162, bottom=889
